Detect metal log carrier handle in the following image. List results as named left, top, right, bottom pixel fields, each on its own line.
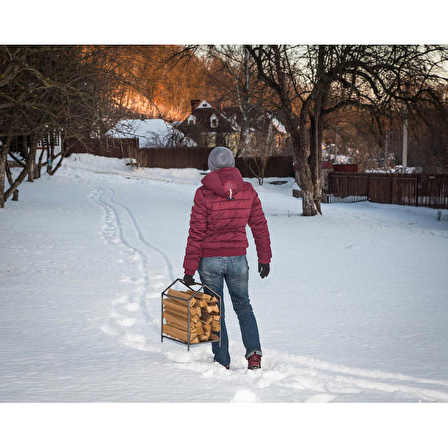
left=161, top=278, right=222, bottom=351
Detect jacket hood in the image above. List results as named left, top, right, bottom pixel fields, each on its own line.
left=201, top=167, right=244, bottom=199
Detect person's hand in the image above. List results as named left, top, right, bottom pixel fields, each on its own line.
left=183, top=274, right=196, bottom=286
left=258, top=263, right=270, bottom=279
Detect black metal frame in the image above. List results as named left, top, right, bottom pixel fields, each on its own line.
left=161, top=278, right=222, bottom=351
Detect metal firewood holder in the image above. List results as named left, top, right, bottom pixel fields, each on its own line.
left=161, top=278, right=222, bottom=351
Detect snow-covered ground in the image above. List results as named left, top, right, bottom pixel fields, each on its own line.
left=1, top=154, right=448, bottom=445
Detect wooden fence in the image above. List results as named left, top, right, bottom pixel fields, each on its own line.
left=136, top=147, right=294, bottom=177
left=327, top=172, right=448, bottom=209
left=65, top=138, right=139, bottom=159
left=137, top=147, right=212, bottom=170
left=65, top=140, right=295, bottom=177
left=236, top=156, right=294, bottom=178
left=64, top=141, right=447, bottom=209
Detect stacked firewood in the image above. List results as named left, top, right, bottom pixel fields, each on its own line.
left=162, top=289, right=220, bottom=344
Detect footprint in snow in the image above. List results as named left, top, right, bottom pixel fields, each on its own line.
left=116, top=317, right=137, bottom=327
left=125, top=332, right=146, bottom=343
left=123, top=303, right=140, bottom=312
left=112, top=295, right=130, bottom=305
left=100, top=321, right=120, bottom=337
left=231, top=389, right=262, bottom=403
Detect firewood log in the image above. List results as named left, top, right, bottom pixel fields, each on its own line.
left=165, top=296, right=196, bottom=309
left=201, top=311, right=213, bottom=324
left=207, top=305, right=220, bottom=314
left=163, top=324, right=198, bottom=343
left=166, top=288, right=196, bottom=305
left=194, top=299, right=208, bottom=307
left=194, top=292, right=219, bottom=304
left=195, top=321, right=204, bottom=335
left=194, top=292, right=212, bottom=300
left=163, top=311, right=195, bottom=329
left=165, top=319, right=190, bottom=332
left=163, top=300, right=198, bottom=317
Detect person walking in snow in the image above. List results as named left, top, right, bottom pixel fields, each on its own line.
left=183, top=146, right=272, bottom=370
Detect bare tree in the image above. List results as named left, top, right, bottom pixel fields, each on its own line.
left=246, top=45, right=448, bottom=216
left=0, top=45, right=135, bottom=207
left=205, top=46, right=271, bottom=156
left=241, top=119, right=277, bottom=184
left=245, top=45, right=322, bottom=215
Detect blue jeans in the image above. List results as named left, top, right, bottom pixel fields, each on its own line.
left=198, top=255, right=262, bottom=366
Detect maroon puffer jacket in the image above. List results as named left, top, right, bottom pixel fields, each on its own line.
left=183, top=167, right=272, bottom=276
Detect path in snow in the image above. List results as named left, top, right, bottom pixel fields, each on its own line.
left=83, top=171, right=448, bottom=403
left=88, top=185, right=164, bottom=348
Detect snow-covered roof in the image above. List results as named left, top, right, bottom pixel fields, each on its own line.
left=108, top=119, right=197, bottom=148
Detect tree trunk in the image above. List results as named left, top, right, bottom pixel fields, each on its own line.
left=5, top=141, right=37, bottom=202
left=309, top=113, right=323, bottom=215
left=36, top=140, right=47, bottom=179
left=301, top=189, right=318, bottom=216
left=5, top=162, right=14, bottom=189
left=27, top=139, right=37, bottom=183
left=46, top=143, right=52, bottom=174
left=49, top=133, right=67, bottom=176
left=289, top=115, right=318, bottom=216
left=309, top=48, right=327, bottom=215
left=273, top=46, right=319, bottom=216
left=292, top=152, right=317, bottom=216
left=29, top=136, right=41, bottom=182
left=0, top=139, right=8, bottom=208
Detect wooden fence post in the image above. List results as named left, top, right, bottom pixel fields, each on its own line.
left=390, top=176, right=393, bottom=204
left=366, top=174, right=370, bottom=201
left=415, top=175, right=419, bottom=207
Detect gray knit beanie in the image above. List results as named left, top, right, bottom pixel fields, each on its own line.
left=208, top=146, right=235, bottom=171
